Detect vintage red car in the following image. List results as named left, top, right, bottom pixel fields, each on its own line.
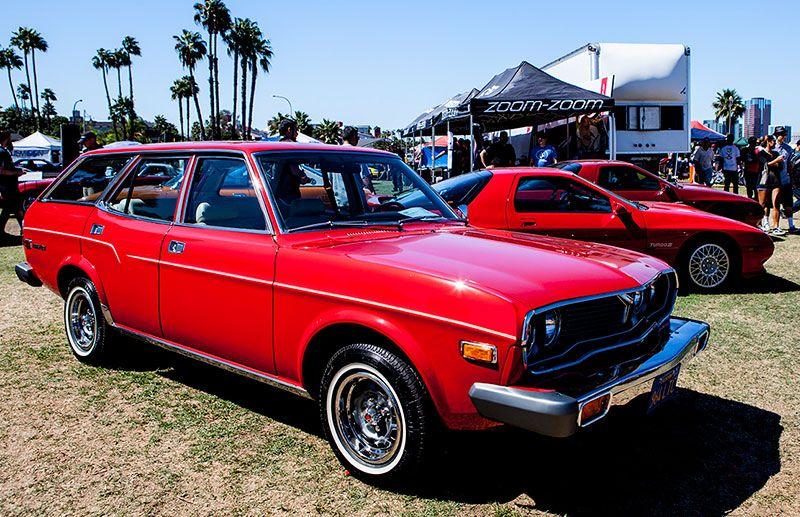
left=16, top=143, right=710, bottom=480
left=555, top=159, right=764, bottom=226
left=433, top=168, right=774, bottom=291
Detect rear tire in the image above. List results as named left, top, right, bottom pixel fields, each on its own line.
left=64, top=277, right=112, bottom=364
left=319, top=343, right=431, bottom=482
left=681, top=239, right=735, bottom=291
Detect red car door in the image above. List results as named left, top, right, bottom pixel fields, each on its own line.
left=595, top=163, right=670, bottom=202
left=159, top=154, right=277, bottom=374
left=505, top=174, right=647, bottom=252
left=81, top=155, right=190, bottom=337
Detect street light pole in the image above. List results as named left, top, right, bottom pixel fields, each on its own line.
left=273, top=95, right=293, bottom=117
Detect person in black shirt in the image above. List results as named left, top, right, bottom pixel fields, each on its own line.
left=480, top=131, right=516, bottom=168
left=0, top=130, right=24, bottom=238
left=278, top=118, right=299, bottom=142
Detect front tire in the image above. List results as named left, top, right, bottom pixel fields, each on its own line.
left=682, top=240, right=734, bottom=291
left=319, top=343, right=431, bottom=482
left=64, top=277, right=112, bottom=363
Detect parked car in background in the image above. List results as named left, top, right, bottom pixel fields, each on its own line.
left=16, top=142, right=710, bottom=481
left=433, top=168, right=774, bottom=291
left=14, top=158, right=61, bottom=176
left=556, top=160, right=764, bottom=226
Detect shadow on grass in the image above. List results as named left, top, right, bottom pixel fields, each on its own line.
left=99, top=343, right=782, bottom=515
left=412, top=389, right=782, bottom=515
left=0, top=234, right=22, bottom=248
left=678, top=272, right=800, bottom=297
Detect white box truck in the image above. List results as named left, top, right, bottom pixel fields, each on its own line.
left=542, top=43, right=690, bottom=167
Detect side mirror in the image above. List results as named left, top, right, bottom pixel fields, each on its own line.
left=614, top=204, right=629, bottom=216
left=455, top=204, right=468, bottom=220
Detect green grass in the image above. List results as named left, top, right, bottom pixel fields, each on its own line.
left=0, top=233, right=798, bottom=515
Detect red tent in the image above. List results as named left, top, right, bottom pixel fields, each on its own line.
left=690, top=120, right=726, bottom=141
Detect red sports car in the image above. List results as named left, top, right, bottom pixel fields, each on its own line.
left=555, top=160, right=764, bottom=227
left=433, top=168, right=774, bottom=291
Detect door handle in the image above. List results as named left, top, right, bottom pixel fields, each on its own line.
left=168, top=240, right=185, bottom=254
left=90, top=224, right=104, bottom=235
left=521, top=220, right=537, bottom=227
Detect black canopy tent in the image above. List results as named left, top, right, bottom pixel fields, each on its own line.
left=447, top=61, right=614, bottom=169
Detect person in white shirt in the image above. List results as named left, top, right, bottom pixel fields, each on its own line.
left=719, top=134, right=741, bottom=194
left=691, top=138, right=715, bottom=186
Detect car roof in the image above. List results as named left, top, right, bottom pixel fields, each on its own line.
left=82, top=141, right=395, bottom=157
left=480, top=167, right=576, bottom=177
left=559, top=159, right=634, bottom=167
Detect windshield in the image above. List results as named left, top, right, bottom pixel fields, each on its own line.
left=553, top=162, right=582, bottom=174
left=256, top=151, right=459, bottom=231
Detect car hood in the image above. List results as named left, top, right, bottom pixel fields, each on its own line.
left=306, top=226, right=669, bottom=309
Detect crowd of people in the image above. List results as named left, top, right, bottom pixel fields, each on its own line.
left=691, top=126, right=799, bottom=236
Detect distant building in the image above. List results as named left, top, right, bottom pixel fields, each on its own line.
left=702, top=119, right=743, bottom=139
left=768, top=125, right=792, bottom=141
left=743, top=97, right=772, bottom=138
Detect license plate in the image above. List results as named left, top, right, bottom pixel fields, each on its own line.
left=647, top=364, right=681, bottom=413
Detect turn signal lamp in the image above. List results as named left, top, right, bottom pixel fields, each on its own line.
left=579, top=394, right=611, bottom=426
left=460, top=341, right=497, bottom=364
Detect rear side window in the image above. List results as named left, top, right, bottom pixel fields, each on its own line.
left=106, top=157, right=189, bottom=222
left=515, top=176, right=611, bottom=213
left=598, top=166, right=661, bottom=191
left=46, top=155, right=133, bottom=202
left=432, top=171, right=492, bottom=206
left=183, top=157, right=267, bottom=231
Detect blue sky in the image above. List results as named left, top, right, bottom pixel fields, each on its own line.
left=1, top=0, right=796, bottom=133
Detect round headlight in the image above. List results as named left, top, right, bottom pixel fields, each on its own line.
left=542, top=310, right=561, bottom=347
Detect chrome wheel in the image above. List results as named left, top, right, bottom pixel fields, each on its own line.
left=65, top=287, right=98, bottom=356
left=688, top=243, right=730, bottom=288
left=326, top=363, right=406, bottom=474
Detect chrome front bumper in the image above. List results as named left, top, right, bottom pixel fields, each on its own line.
left=469, top=317, right=710, bottom=438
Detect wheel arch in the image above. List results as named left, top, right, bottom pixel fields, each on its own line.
left=678, top=231, right=742, bottom=277
left=56, top=258, right=108, bottom=305
left=298, top=311, right=442, bottom=413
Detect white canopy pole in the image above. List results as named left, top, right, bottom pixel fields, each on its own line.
left=446, top=120, right=452, bottom=179
left=609, top=113, right=617, bottom=160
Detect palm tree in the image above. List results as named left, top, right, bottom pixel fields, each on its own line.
left=40, top=87, right=56, bottom=125
left=0, top=48, right=23, bottom=109
left=11, top=27, right=48, bottom=129
left=170, top=79, right=186, bottom=139
left=713, top=89, right=745, bottom=136
left=92, top=49, right=118, bottom=140
left=294, top=111, right=312, bottom=135
left=17, top=84, right=30, bottom=110
left=194, top=0, right=231, bottom=139
left=121, top=36, right=141, bottom=108
left=267, top=112, right=290, bottom=134
left=109, top=49, right=128, bottom=100
left=184, top=76, right=199, bottom=139
left=247, top=36, right=273, bottom=139
left=174, top=30, right=207, bottom=140
left=314, top=119, right=341, bottom=144
left=224, top=17, right=255, bottom=139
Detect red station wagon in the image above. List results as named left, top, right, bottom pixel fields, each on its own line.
left=16, top=143, right=710, bottom=480
left=433, top=168, right=774, bottom=291
left=556, top=160, right=765, bottom=227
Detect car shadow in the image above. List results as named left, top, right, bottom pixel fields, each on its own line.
left=410, top=389, right=782, bottom=515
left=98, top=344, right=782, bottom=515
left=678, top=272, right=800, bottom=297
left=0, top=234, right=22, bottom=248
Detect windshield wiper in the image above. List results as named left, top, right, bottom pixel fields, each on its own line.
left=395, top=215, right=468, bottom=230
left=285, top=220, right=371, bottom=233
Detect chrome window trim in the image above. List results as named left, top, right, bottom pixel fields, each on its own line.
left=520, top=269, right=678, bottom=366
left=97, top=154, right=194, bottom=225
left=251, top=149, right=460, bottom=235
left=39, top=153, right=138, bottom=204
left=176, top=153, right=274, bottom=235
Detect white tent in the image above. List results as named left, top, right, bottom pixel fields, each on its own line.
left=263, top=132, right=322, bottom=144
left=13, top=131, right=61, bottom=163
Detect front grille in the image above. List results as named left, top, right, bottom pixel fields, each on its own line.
left=559, top=297, right=628, bottom=344
left=524, top=271, right=677, bottom=375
